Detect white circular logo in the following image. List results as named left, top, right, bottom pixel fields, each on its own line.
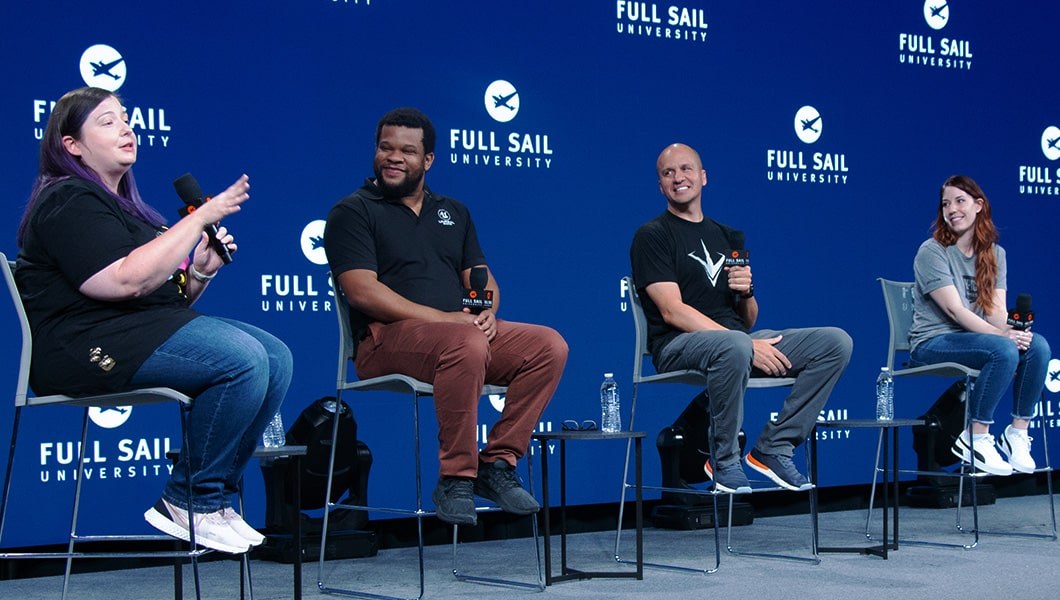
left=488, top=393, right=506, bottom=413
left=89, top=405, right=132, bottom=429
left=484, top=80, right=519, bottom=123
left=438, top=209, right=451, bottom=221
left=79, top=44, right=127, bottom=91
left=1046, top=358, right=1060, bottom=394
left=794, top=105, right=823, bottom=144
left=1041, top=126, right=1060, bottom=161
left=923, top=1, right=949, bottom=30
left=300, top=220, right=328, bottom=265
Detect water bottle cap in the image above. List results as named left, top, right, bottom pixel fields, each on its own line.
left=880, top=367, right=888, bottom=371
left=604, top=372, right=614, bottom=378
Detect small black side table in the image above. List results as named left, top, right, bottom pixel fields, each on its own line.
left=530, top=430, right=644, bottom=585
left=811, top=419, right=923, bottom=559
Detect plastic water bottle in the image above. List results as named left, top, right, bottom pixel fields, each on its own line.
left=262, top=411, right=287, bottom=447
left=875, top=367, right=894, bottom=421
left=600, top=373, right=621, bottom=433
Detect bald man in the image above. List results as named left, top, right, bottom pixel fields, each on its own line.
left=629, top=143, right=852, bottom=494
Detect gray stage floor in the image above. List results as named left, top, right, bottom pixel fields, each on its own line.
left=1, top=494, right=1057, bottom=599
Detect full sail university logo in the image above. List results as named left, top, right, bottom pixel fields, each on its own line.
left=898, top=1, right=973, bottom=70
left=260, top=219, right=335, bottom=313
left=448, top=79, right=554, bottom=170
left=765, top=105, right=849, bottom=185
left=80, top=44, right=127, bottom=91
left=32, top=45, right=173, bottom=148
left=615, top=1, right=709, bottom=43
left=1016, top=126, right=1060, bottom=196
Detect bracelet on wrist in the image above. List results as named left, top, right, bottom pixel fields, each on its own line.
left=740, top=283, right=755, bottom=299
left=189, top=264, right=217, bottom=282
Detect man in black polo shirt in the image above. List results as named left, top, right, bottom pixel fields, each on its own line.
left=324, top=108, right=568, bottom=526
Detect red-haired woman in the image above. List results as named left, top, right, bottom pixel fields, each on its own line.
left=909, top=175, right=1049, bottom=476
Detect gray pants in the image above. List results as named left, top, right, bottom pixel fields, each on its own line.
left=655, top=327, right=852, bottom=467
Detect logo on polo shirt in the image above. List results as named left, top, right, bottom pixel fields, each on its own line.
left=437, top=209, right=455, bottom=226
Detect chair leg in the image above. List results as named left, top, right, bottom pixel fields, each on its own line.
left=864, top=428, right=885, bottom=540
left=614, top=383, right=721, bottom=574
left=61, top=409, right=93, bottom=599
left=0, top=407, right=24, bottom=545
left=317, top=391, right=430, bottom=600
left=179, top=404, right=204, bottom=600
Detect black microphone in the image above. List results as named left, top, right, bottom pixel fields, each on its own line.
left=173, top=173, right=234, bottom=264
left=461, top=266, right=493, bottom=314
left=1007, top=293, right=1034, bottom=331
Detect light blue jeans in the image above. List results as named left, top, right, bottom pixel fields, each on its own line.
left=911, top=332, right=1050, bottom=424
left=129, top=316, right=293, bottom=512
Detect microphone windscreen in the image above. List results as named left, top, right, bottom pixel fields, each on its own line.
left=1016, top=293, right=1032, bottom=312
left=729, top=231, right=745, bottom=250
left=173, top=173, right=203, bottom=205
left=470, top=266, right=488, bottom=289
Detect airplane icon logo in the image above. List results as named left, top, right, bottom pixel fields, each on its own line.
left=300, top=219, right=329, bottom=266
left=793, top=105, right=823, bottom=144
left=91, top=58, right=125, bottom=81
left=1042, top=126, right=1060, bottom=161
left=492, top=91, right=518, bottom=112
left=1047, top=359, right=1060, bottom=393
left=79, top=44, right=127, bottom=92
left=484, top=80, right=520, bottom=123
left=923, top=0, right=950, bottom=30
left=89, top=405, right=133, bottom=429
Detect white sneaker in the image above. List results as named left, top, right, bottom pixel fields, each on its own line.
left=220, top=507, right=266, bottom=546
left=999, top=425, right=1036, bottom=474
left=951, top=431, right=1013, bottom=476
left=144, top=498, right=251, bottom=554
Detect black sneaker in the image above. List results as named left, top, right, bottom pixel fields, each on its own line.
left=745, top=449, right=813, bottom=492
left=432, top=477, right=477, bottom=526
left=474, top=460, right=540, bottom=515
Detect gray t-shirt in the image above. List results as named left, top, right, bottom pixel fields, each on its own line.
left=909, top=238, right=1007, bottom=350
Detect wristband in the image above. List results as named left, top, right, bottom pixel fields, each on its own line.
left=740, top=283, right=755, bottom=299
left=189, top=264, right=217, bottom=282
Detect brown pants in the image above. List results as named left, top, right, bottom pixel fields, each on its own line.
left=354, top=319, right=568, bottom=477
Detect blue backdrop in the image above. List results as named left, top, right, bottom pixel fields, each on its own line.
left=1, top=1, right=1058, bottom=548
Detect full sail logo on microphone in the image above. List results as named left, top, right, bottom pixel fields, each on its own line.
left=462, top=266, right=494, bottom=314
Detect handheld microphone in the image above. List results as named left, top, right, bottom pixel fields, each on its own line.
left=1007, top=293, right=1034, bottom=331
left=173, top=173, right=234, bottom=264
left=461, top=266, right=493, bottom=314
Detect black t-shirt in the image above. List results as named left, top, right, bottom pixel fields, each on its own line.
left=324, top=179, right=487, bottom=347
left=630, top=211, right=748, bottom=356
left=16, top=178, right=198, bottom=395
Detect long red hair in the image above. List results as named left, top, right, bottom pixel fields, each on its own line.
left=932, top=175, right=999, bottom=313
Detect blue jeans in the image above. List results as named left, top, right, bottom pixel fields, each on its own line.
left=911, top=332, right=1050, bottom=424
left=129, top=316, right=293, bottom=512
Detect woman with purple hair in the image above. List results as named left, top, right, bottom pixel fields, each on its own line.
left=15, top=87, right=292, bottom=554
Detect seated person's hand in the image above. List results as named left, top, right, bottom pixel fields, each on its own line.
left=752, top=335, right=790, bottom=376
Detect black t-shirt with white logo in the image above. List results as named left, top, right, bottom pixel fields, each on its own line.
left=630, top=211, right=748, bottom=357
